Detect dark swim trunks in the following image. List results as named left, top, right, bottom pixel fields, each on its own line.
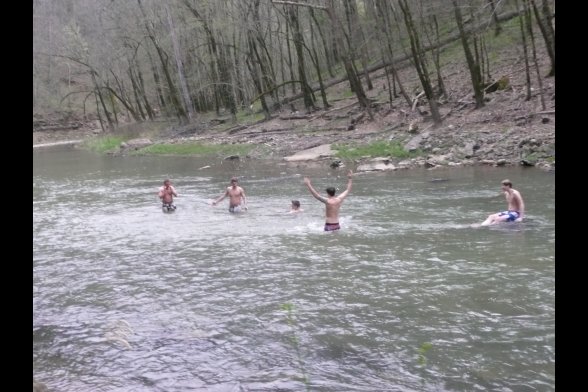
left=229, top=205, right=242, bottom=213
left=324, top=222, right=341, bottom=231
left=162, top=203, right=176, bottom=213
left=497, top=210, right=520, bottom=222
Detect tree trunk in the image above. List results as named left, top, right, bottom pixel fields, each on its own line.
left=134, top=61, right=155, bottom=120
left=430, top=15, right=447, bottom=98
left=342, top=0, right=373, bottom=91
left=487, top=0, right=502, bottom=36
left=452, top=0, right=485, bottom=109
left=284, top=19, right=297, bottom=96
left=183, top=1, right=238, bottom=119
left=399, top=0, right=442, bottom=124
left=246, top=36, right=270, bottom=119
left=146, top=50, right=168, bottom=116
left=309, top=8, right=335, bottom=79
left=309, top=11, right=330, bottom=109
left=94, top=93, right=106, bottom=132
left=252, top=1, right=279, bottom=107
left=137, top=0, right=187, bottom=123
left=530, top=0, right=555, bottom=76
left=166, top=3, right=194, bottom=121
left=518, top=0, right=532, bottom=100
left=128, top=65, right=147, bottom=121
left=109, top=70, right=141, bottom=122
left=325, top=0, right=372, bottom=116
left=376, top=0, right=412, bottom=107
left=524, top=0, right=546, bottom=110
left=108, top=84, right=119, bottom=125
left=286, top=5, right=315, bottom=111
left=277, top=21, right=288, bottom=97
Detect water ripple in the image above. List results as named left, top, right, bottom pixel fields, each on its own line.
left=34, top=153, right=555, bottom=391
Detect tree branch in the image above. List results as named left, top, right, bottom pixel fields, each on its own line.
left=271, top=1, right=327, bottom=10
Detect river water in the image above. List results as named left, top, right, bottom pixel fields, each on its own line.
left=33, top=148, right=555, bottom=392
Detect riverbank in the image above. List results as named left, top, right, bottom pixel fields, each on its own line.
left=33, top=98, right=555, bottom=173
left=33, top=53, right=555, bottom=173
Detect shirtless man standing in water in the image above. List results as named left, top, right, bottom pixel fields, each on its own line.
left=304, top=170, right=353, bottom=231
left=158, top=179, right=178, bottom=212
left=480, top=179, right=525, bottom=226
left=212, top=177, right=248, bottom=213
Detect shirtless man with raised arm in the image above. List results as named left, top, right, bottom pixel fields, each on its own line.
left=480, top=179, right=525, bottom=226
left=212, top=177, right=248, bottom=213
left=304, top=170, right=353, bottom=231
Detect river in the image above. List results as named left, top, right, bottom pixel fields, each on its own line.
left=33, top=148, right=555, bottom=391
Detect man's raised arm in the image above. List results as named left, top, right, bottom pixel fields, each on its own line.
left=304, top=177, right=326, bottom=203
left=337, top=170, right=353, bottom=200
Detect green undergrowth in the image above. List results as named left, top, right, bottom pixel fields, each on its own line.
left=334, top=141, right=422, bottom=160
left=135, top=142, right=253, bottom=157
left=83, top=136, right=125, bottom=153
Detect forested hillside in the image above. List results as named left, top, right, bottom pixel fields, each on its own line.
left=33, top=0, right=554, bottom=135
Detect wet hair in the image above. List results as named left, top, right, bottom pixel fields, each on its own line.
left=230, top=177, right=238, bottom=183
left=291, top=200, right=300, bottom=208
left=326, top=187, right=336, bottom=196
left=501, top=179, right=512, bottom=187
left=163, top=179, right=171, bottom=185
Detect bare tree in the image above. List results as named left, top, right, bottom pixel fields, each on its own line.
left=308, top=8, right=330, bottom=108
left=182, top=0, right=237, bottom=120
left=166, top=3, right=194, bottom=120
left=284, top=4, right=316, bottom=112
left=325, top=0, right=372, bottom=116
left=529, top=0, right=554, bottom=77
left=418, top=2, right=448, bottom=99
left=137, top=0, right=188, bottom=123
left=452, top=0, right=485, bottom=109
left=343, top=0, right=373, bottom=91
left=309, top=8, right=336, bottom=78
left=374, top=0, right=412, bottom=108
left=398, top=0, right=442, bottom=124
left=523, top=0, right=546, bottom=110
left=487, top=0, right=502, bottom=36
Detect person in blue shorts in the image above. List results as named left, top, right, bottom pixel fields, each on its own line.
left=481, top=179, right=525, bottom=226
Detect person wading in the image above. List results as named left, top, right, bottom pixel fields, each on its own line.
left=303, top=170, right=353, bottom=231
